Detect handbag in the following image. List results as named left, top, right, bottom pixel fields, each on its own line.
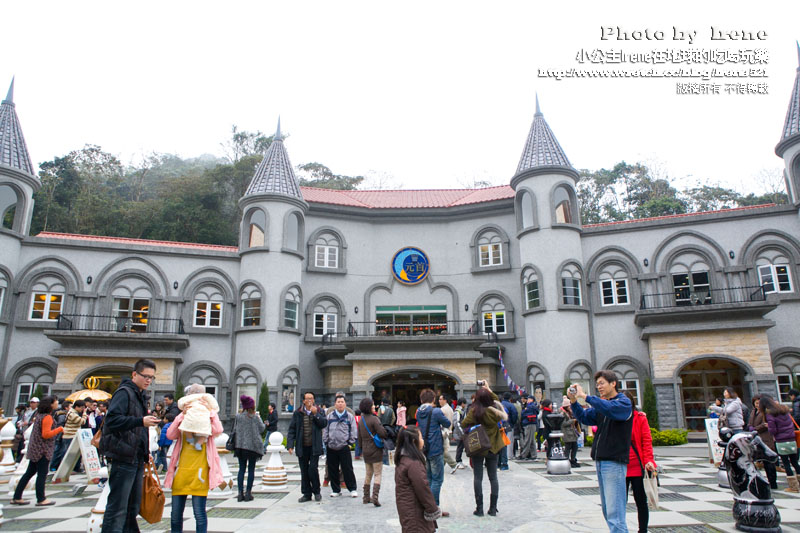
left=363, top=418, right=384, bottom=449
left=140, top=457, right=165, bottom=524
left=777, top=440, right=798, bottom=455
left=632, top=441, right=659, bottom=510
left=464, top=424, right=492, bottom=457
left=791, top=416, right=800, bottom=448
left=500, top=425, right=511, bottom=447
left=226, top=419, right=237, bottom=451
left=90, top=419, right=103, bottom=448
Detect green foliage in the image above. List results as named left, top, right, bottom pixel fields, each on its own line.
left=585, top=434, right=593, bottom=447
left=793, top=378, right=800, bottom=393
left=563, top=379, right=572, bottom=396
left=257, top=383, right=270, bottom=435
left=298, top=162, right=364, bottom=190
left=650, top=428, right=688, bottom=446
left=175, top=380, right=184, bottom=401
left=642, top=379, right=659, bottom=430
left=32, top=385, right=46, bottom=401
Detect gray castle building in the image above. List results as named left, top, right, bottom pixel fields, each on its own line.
left=1, top=53, right=800, bottom=431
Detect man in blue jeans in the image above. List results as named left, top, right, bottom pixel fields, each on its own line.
left=498, top=392, right=518, bottom=469
left=416, top=388, right=451, bottom=517
left=99, top=359, right=161, bottom=533
left=568, top=370, right=633, bottom=533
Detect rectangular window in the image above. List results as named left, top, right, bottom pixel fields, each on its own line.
left=777, top=374, right=794, bottom=403
left=375, top=305, right=448, bottom=335
left=620, top=379, right=641, bottom=407
left=525, top=280, right=540, bottom=309
left=29, top=292, right=63, bottom=321
left=15, top=383, right=51, bottom=407
left=479, top=243, right=502, bottom=267
left=315, top=245, right=338, bottom=268
left=483, top=311, right=506, bottom=334
left=313, top=312, right=337, bottom=336
left=673, top=272, right=711, bottom=306
left=113, top=297, right=150, bottom=332
left=204, top=386, right=217, bottom=398
left=241, top=298, right=261, bottom=327
left=601, top=279, right=628, bottom=306
left=561, top=278, right=582, bottom=306
left=759, top=264, right=793, bottom=294
left=283, top=300, right=298, bottom=329
left=194, top=300, right=223, bottom=328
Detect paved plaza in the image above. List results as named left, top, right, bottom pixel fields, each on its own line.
left=2, top=444, right=800, bottom=532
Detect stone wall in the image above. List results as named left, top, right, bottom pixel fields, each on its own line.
left=351, top=359, right=476, bottom=388
left=655, top=383, right=679, bottom=429
left=323, top=366, right=354, bottom=389
left=55, top=356, right=175, bottom=386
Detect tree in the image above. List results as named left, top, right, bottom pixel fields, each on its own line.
left=221, top=125, right=273, bottom=164
left=32, top=384, right=46, bottom=401
left=642, top=379, right=659, bottom=430
left=175, top=380, right=184, bottom=401
left=297, top=162, right=364, bottom=190
left=257, top=383, right=270, bottom=437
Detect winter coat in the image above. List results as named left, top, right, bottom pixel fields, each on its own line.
left=560, top=416, right=579, bottom=443
left=99, top=378, right=150, bottom=464
left=521, top=402, right=539, bottom=427
left=627, top=411, right=656, bottom=478
left=767, top=411, right=797, bottom=443
left=572, top=392, right=634, bottom=464
left=234, top=412, right=266, bottom=456
left=394, top=452, right=441, bottom=533
left=748, top=408, right=776, bottom=451
left=287, top=408, right=327, bottom=457
left=439, top=403, right=454, bottom=439
left=793, top=398, right=800, bottom=423
left=415, top=404, right=451, bottom=458
left=710, top=398, right=744, bottom=430
left=265, top=410, right=279, bottom=433
left=323, top=409, right=356, bottom=451
left=501, top=400, right=518, bottom=427
left=62, top=409, right=84, bottom=439
left=357, top=413, right=387, bottom=463
left=461, top=393, right=509, bottom=455
left=164, top=411, right=224, bottom=490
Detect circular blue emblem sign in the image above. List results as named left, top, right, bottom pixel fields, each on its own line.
left=392, top=247, right=430, bottom=285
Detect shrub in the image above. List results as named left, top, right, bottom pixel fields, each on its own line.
left=257, top=383, right=270, bottom=436
left=650, top=428, right=688, bottom=446
left=642, top=379, right=659, bottom=430
left=175, top=380, right=184, bottom=401
left=563, top=379, right=572, bottom=396
left=585, top=434, right=594, bottom=447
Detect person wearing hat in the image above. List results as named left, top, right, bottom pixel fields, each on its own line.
left=233, top=395, right=265, bottom=501
left=18, top=397, right=39, bottom=432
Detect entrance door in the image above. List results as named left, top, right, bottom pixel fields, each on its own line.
left=372, top=371, right=458, bottom=424
left=680, top=359, right=746, bottom=431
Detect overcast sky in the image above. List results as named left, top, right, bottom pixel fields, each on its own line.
left=2, top=1, right=799, bottom=192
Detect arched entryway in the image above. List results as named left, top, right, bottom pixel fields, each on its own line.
left=679, top=358, right=748, bottom=431
left=371, top=369, right=459, bottom=424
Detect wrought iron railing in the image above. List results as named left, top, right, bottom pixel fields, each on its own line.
left=321, top=319, right=491, bottom=344
left=639, top=285, right=767, bottom=310
left=55, top=314, right=185, bottom=335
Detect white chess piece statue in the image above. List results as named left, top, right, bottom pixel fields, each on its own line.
left=87, top=466, right=110, bottom=533
left=0, top=419, right=17, bottom=480
left=261, top=432, right=287, bottom=491
left=210, top=433, right=233, bottom=497
left=8, top=425, right=35, bottom=497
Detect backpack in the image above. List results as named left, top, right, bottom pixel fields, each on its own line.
left=452, top=410, right=464, bottom=441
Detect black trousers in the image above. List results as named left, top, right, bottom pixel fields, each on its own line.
left=455, top=439, right=465, bottom=463
left=326, top=446, right=357, bottom=492
left=473, top=451, right=499, bottom=502
left=237, top=450, right=260, bottom=492
left=780, top=451, right=800, bottom=476
left=626, top=476, right=648, bottom=533
left=564, top=441, right=578, bottom=464
left=299, top=447, right=321, bottom=496
left=14, top=457, right=49, bottom=502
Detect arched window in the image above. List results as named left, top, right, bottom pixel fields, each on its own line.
left=568, top=363, right=593, bottom=395
left=236, top=367, right=259, bottom=402
left=669, top=251, right=712, bottom=305
left=561, top=263, right=583, bottom=306
left=13, top=364, right=54, bottom=407
left=194, top=285, right=224, bottom=328
left=29, top=276, right=65, bottom=321
left=0, top=272, right=7, bottom=317
left=315, top=233, right=340, bottom=269
left=312, top=298, right=340, bottom=337
left=528, top=365, right=547, bottom=400
left=240, top=284, right=262, bottom=327
left=186, top=365, right=221, bottom=398
left=610, top=361, right=641, bottom=407
left=480, top=295, right=507, bottom=334
left=0, top=184, right=22, bottom=231
left=553, top=185, right=575, bottom=225
left=285, top=211, right=304, bottom=253
left=283, top=286, right=301, bottom=330
left=756, top=248, right=793, bottom=294
left=111, top=279, right=153, bottom=333
left=774, top=353, right=800, bottom=402
left=281, top=369, right=299, bottom=413
left=248, top=209, right=266, bottom=248
left=598, top=263, right=629, bottom=307
left=522, top=267, right=541, bottom=310
left=515, top=189, right=537, bottom=232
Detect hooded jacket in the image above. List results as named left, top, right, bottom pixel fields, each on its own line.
left=572, top=392, right=633, bottom=463
left=394, top=451, right=440, bottom=533
left=99, top=378, right=149, bottom=464
left=323, top=408, right=356, bottom=451
left=627, top=410, right=656, bottom=477
left=415, top=404, right=451, bottom=458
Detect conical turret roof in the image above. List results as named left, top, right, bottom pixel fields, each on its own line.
left=0, top=78, right=35, bottom=176
left=243, top=119, right=303, bottom=199
left=776, top=43, right=800, bottom=157
left=515, top=95, right=574, bottom=175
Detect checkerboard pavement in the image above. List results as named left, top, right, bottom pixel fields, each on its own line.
left=523, top=451, right=800, bottom=533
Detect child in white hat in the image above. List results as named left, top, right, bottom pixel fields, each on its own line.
left=177, top=392, right=219, bottom=450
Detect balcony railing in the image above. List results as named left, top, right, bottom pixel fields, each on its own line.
left=639, top=285, right=767, bottom=310
left=56, top=314, right=185, bottom=335
left=321, top=319, right=489, bottom=344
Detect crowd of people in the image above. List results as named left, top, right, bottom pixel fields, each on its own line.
left=2, top=360, right=673, bottom=533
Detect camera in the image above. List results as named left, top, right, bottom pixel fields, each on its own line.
left=568, top=385, right=578, bottom=396
left=477, top=380, right=486, bottom=387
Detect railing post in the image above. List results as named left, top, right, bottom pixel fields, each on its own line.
left=178, top=318, right=185, bottom=335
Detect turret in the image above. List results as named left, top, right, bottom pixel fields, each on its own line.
left=776, top=43, right=800, bottom=207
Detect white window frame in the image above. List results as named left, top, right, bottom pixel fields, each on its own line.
left=283, top=299, right=299, bottom=329
left=313, top=312, right=337, bottom=337
left=113, top=297, right=150, bottom=332
left=0, top=286, right=4, bottom=316
left=561, top=278, right=582, bottom=306
left=479, top=243, right=502, bottom=267
left=194, top=300, right=223, bottom=328
left=672, top=271, right=711, bottom=305
left=777, top=374, right=796, bottom=403
left=15, top=382, right=51, bottom=407
left=483, top=311, right=506, bottom=334
left=315, top=245, right=339, bottom=268
left=204, top=385, right=217, bottom=398
left=29, top=291, right=64, bottom=321
left=620, top=379, right=641, bottom=407
left=759, top=264, right=793, bottom=294
left=241, top=298, right=261, bottom=327
left=525, top=280, right=540, bottom=309
left=601, top=279, right=629, bottom=306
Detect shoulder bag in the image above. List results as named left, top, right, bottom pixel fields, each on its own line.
left=226, top=417, right=237, bottom=451
left=464, top=424, right=492, bottom=457
left=140, top=457, right=165, bottom=523
left=790, top=416, right=800, bottom=448
left=631, top=441, right=659, bottom=510
left=91, top=419, right=104, bottom=448
left=362, top=417, right=384, bottom=449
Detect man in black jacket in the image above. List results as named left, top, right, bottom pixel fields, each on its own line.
left=163, top=393, right=180, bottom=419
left=100, top=359, right=161, bottom=533
left=287, top=391, right=327, bottom=503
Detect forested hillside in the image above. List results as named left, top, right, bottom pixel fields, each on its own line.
left=27, top=128, right=787, bottom=245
